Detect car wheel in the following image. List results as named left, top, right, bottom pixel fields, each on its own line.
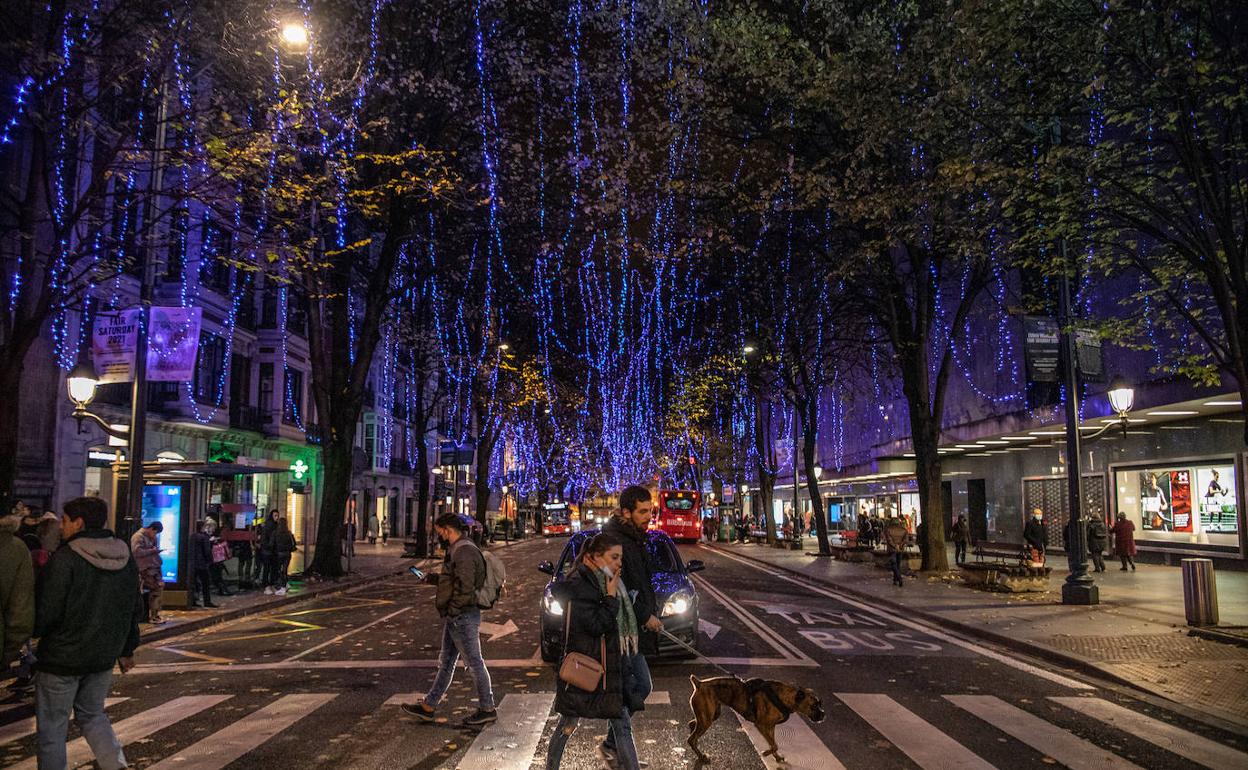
left=540, top=640, right=559, bottom=663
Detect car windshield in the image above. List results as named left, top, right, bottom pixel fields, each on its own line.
left=556, top=533, right=684, bottom=577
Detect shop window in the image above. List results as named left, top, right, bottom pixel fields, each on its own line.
left=1113, top=462, right=1238, bottom=549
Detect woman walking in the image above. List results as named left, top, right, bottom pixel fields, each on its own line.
left=546, top=533, right=644, bottom=770
left=1112, top=513, right=1136, bottom=571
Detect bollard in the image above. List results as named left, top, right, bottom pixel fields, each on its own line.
left=1181, top=558, right=1219, bottom=627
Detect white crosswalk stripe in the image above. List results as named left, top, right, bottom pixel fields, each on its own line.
left=455, top=692, right=555, bottom=770
left=837, top=692, right=995, bottom=770
left=7, top=694, right=230, bottom=770
left=736, top=712, right=847, bottom=770
left=947, top=694, right=1143, bottom=770
left=1, top=688, right=1240, bottom=770
left=146, top=693, right=337, bottom=770
left=1051, top=696, right=1248, bottom=770
left=0, top=698, right=127, bottom=747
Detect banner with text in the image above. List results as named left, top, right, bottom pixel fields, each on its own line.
left=92, top=310, right=141, bottom=384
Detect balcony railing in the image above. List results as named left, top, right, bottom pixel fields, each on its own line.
left=228, top=403, right=271, bottom=433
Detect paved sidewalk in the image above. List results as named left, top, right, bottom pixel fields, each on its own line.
left=139, top=536, right=532, bottom=646
left=708, top=539, right=1248, bottom=729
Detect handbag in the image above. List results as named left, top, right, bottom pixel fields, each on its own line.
left=212, top=542, right=230, bottom=564
left=557, top=601, right=607, bottom=692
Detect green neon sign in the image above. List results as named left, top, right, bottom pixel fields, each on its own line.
left=290, top=459, right=309, bottom=480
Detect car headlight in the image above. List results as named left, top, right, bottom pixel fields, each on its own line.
left=661, top=591, right=693, bottom=617
left=543, top=593, right=564, bottom=617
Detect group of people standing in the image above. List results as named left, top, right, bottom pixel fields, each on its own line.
left=2, top=497, right=145, bottom=770
left=1024, top=508, right=1139, bottom=571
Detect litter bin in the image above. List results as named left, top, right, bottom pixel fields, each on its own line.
left=1181, top=558, right=1218, bottom=627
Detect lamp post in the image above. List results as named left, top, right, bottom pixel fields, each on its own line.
left=1058, top=267, right=1096, bottom=605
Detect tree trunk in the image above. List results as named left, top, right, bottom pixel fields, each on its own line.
left=912, top=423, right=948, bottom=572
left=414, top=425, right=431, bottom=557
left=474, top=431, right=492, bottom=530
left=309, top=431, right=355, bottom=577
left=803, top=429, right=831, bottom=556
left=0, top=351, right=26, bottom=514
left=753, top=396, right=777, bottom=544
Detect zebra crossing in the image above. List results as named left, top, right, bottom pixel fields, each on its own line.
left=0, top=687, right=1243, bottom=769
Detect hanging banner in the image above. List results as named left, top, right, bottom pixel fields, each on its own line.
left=147, top=306, right=202, bottom=382
left=92, top=309, right=141, bottom=384
left=1023, top=316, right=1060, bottom=383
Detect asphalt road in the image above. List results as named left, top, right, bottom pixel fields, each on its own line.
left=3, top=537, right=1246, bottom=769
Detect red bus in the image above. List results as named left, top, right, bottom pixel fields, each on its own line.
left=541, top=504, right=572, bottom=537
left=650, top=489, right=702, bottom=543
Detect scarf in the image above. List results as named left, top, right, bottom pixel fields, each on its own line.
left=595, top=568, right=639, bottom=656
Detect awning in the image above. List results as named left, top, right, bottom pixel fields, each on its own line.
left=113, top=459, right=291, bottom=478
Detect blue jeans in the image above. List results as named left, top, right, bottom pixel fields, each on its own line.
left=36, top=669, right=127, bottom=770
left=604, top=653, right=651, bottom=753
left=546, top=711, right=639, bottom=770
left=425, top=609, right=494, bottom=710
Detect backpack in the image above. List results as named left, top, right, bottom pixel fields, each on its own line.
left=477, top=548, right=506, bottom=609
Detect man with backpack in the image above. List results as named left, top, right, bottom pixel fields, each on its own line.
left=402, top=513, right=501, bottom=727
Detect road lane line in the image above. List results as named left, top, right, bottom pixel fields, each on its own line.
left=0, top=698, right=127, bottom=746
left=735, top=712, right=846, bottom=770
left=644, top=690, right=670, bottom=705
left=948, top=695, right=1142, bottom=769
left=693, top=575, right=816, bottom=663
left=132, top=654, right=813, bottom=675
left=146, top=693, right=336, bottom=770
left=1051, top=696, right=1248, bottom=770
left=454, top=692, right=554, bottom=770
left=706, top=546, right=1094, bottom=690
left=837, top=693, right=995, bottom=770
left=7, top=694, right=231, bottom=770
left=284, top=606, right=411, bottom=661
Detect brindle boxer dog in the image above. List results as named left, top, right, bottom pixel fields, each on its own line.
left=687, top=674, right=825, bottom=764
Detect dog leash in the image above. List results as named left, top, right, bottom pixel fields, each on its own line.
left=659, top=628, right=741, bottom=679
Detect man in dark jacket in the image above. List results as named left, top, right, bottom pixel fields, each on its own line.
left=1, top=510, right=35, bottom=670
left=1086, top=515, right=1109, bottom=572
left=34, top=497, right=142, bottom=770
left=1024, top=508, right=1047, bottom=563
left=402, top=514, right=496, bottom=727
left=188, top=520, right=216, bottom=608
left=600, top=485, right=660, bottom=767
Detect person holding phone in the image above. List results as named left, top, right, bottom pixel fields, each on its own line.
left=129, top=521, right=165, bottom=623
left=546, top=532, right=643, bottom=770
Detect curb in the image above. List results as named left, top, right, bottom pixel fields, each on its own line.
left=1189, top=625, right=1248, bottom=649
left=138, top=536, right=536, bottom=646
left=704, top=543, right=1151, bottom=695
left=139, top=558, right=433, bottom=647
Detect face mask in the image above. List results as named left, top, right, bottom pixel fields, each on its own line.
left=599, top=564, right=614, bottom=577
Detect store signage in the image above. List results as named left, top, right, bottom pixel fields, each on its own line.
left=92, top=309, right=140, bottom=384
left=290, top=459, right=309, bottom=480
left=147, top=306, right=202, bottom=382
left=1023, top=316, right=1060, bottom=383
left=91, top=306, right=203, bottom=383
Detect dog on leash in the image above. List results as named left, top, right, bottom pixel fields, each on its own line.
left=687, top=675, right=825, bottom=763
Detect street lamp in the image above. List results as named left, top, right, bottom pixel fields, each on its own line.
left=1107, top=375, right=1135, bottom=417
left=742, top=344, right=756, bottom=355
left=66, top=361, right=129, bottom=441
left=279, top=21, right=310, bottom=49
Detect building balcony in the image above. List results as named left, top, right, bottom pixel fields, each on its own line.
left=229, top=403, right=271, bottom=434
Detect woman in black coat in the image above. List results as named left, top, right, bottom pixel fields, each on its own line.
left=546, top=533, right=642, bottom=770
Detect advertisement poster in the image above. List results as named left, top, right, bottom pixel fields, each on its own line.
left=1197, top=466, right=1239, bottom=534
left=1169, top=470, right=1193, bottom=532
left=147, top=306, right=202, bottom=382
left=141, top=484, right=185, bottom=583
left=1140, top=470, right=1172, bottom=531
left=91, top=309, right=141, bottom=384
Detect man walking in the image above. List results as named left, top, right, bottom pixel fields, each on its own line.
left=402, top=514, right=496, bottom=726
left=951, top=514, right=970, bottom=565
left=130, top=521, right=165, bottom=623
left=34, top=497, right=142, bottom=770
left=601, top=485, right=661, bottom=768
left=883, top=516, right=908, bottom=587
left=1, top=506, right=35, bottom=672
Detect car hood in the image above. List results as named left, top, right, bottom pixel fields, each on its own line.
left=547, top=569, right=691, bottom=601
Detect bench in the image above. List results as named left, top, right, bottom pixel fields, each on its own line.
left=961, top=562, right=1052, bottom=592
left=972, top=541, right=1028, bottom=565
left=829, top=543, right=875, bottom=562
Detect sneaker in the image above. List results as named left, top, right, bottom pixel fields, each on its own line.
left=264, top=586, right=275, bottom=595
left=275, top=587, right=287, bottom=596
left=595, top=744, right=620, bottom=769
left=462, top=708, right=498, bottom=726
left=401, top=702, right=436, bottom=722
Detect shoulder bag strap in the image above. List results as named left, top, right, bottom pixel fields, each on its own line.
left=599, top=633, right=607, bottom=691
